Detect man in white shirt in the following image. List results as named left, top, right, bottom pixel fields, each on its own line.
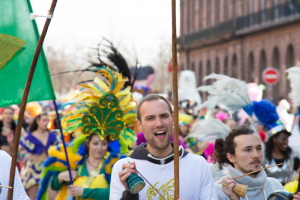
left=110, top=94, right=217, bottom=200
left=0, top=150, right=29, bottom=200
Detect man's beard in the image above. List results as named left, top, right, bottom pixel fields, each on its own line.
left=239, top=164, right=261, bottom=176
left=147, top=133, right=172, bottom=150
left=243, top=169, right=260, bottom=176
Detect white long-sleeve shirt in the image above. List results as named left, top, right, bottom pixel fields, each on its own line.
left=110, top=144, right=218, bottom=200
left=0, top=150, right=29, bottom=200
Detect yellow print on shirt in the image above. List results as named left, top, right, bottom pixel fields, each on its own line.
left=146, top=178, right=174, bottom=200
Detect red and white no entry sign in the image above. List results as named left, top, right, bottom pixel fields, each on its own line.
left=262, top=67, right=280, bottom=85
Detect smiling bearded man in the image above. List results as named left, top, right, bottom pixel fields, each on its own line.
left=110, top=94, right=217, bottom=200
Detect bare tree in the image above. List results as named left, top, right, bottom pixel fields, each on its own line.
left=46, top=46, right=91, bottom=97
left=151, top=39, right=173, bottom=94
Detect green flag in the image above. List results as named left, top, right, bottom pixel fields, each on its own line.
left=0, top=0, right=56, bottom=108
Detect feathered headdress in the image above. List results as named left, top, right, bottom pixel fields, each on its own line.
left=187, top=118, right=229, bottom=142
left=37, top=67, right=137, bottom=200
left=198, top=73, right=253, bottom=116
left=62, top=67, right=137, bottom=140
left=253, top=99, right=287, bottom=139
left=90, top=38, right=133, bottom=88
left=179, top=113, right=193, bottom=126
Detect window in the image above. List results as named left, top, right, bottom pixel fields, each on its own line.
left=207, top=0, right=211, bottom=26
left=198, top=61, right=203, bottom=86
left=199, top=0, right=203, bottom=29
left=215, top=0, right=220, bottom=24
left=261, top=0, right=266, bottom=23
left=206, top=60, right=211, bottom=85
left=285, top=45, right=294, bottom=96
left=215, top=57, right=220, bottom=74
left=232, top=54, right=237, bottom=78
left=272, top=47, right=280, bottom=99
left=248, top=52, right=254, bottom=82
left=249, top=0, right=253, bottom=25
left=224, top=57, right=228, bottom=75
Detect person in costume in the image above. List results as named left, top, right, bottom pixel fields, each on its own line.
left=264, top=129, right=299, bottom=185
left=253, top=100, right=300, bottom=185
left=276, top=99, right=294, bottom=132
left=36, top=66, right=137, bottom=200
left=23, top=102, right=43, bottom=132
left=213, top=125, right=292, bottom=200
left=20, top=113, right=61, bottom=200
left=187, top=118, right=229, bottom=159
left=51, top=133, right=110, bottom=199
left=187, top=118, right=230, bottom=181
left=110, top=94, right=218, bottom=200
left=183, top=113, right=212, bottom=155
left=178, top=112, right=193, bottom=140
left=178, top=70, right=202, bottom=116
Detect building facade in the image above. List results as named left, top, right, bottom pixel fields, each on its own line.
left=178, top=0, right=300, bottom=100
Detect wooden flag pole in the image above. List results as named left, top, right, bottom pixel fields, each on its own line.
left=7, top=0, right=58, bottom=199
left=171, top=0, right=179, bottom=199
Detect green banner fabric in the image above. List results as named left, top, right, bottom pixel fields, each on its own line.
left=0, top=0, right=56, bottom=108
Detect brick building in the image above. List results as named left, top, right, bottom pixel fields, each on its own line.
left=178, top=0, right=300, bottom=101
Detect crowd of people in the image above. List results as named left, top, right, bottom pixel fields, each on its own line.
left=1, top=46, right=300, bottom=200
left=1, top=87, right=300, bottom=200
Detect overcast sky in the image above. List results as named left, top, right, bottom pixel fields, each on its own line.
left=30, top=0, right=180, bottom=66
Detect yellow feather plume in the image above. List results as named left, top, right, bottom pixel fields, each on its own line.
left=61, top=67, right=137, bottom=140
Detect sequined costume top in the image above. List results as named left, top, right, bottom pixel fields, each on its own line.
left=20, top=132, right=60, bottom=155
left=262, top=152, right=300, bottom=185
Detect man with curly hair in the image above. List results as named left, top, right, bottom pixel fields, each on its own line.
left=213, top=125, right=300, bottom=200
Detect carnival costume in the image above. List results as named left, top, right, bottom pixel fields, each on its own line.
left=178, top=70, right=201, bottom=116
left=197, top=73, right=252, bottom=113
left=36, top=66, right=137, bottom=200
left=178, top=112, right=193, bottom=127
left=177, top=113, right=197, bottom=152
left=178, top=112, right=193, bottom=142
left=253, top=99, right=299, bottom=185
left=284, top=66, right=300, bottom=194
left=188, top=118, right=229, bottom=157
left=188, top=118, right=230, bottom=181
left=20, top=131, right=61, bottom=190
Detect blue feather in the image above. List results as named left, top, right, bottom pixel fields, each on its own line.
left=77, top=143, right=86, bottom=156
left=107, top=139, right=120, bottom=153
left=43, top=157, right=57, bottom=167
left=104, top=153, right=122, bottom=183
left=37, top=170, right=60, bottom=200
left=57, top=159, right=68, bottom=166
left=76, top=143, right=87, bottom=165
left=253, top=100, right=279, bottom=125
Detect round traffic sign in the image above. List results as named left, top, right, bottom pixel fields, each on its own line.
left=262, top=67, right=280, bottom=85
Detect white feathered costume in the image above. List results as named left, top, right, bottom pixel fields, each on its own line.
left=286, top=66, right=300, bottom=157
left=178, top=70, right=202, bottom=115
